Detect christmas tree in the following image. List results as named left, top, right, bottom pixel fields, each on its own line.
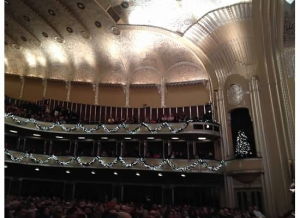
left=235, top=130, right=252, bottom=157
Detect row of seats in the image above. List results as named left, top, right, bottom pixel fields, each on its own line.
left=5, top=96, right=212, bottom=123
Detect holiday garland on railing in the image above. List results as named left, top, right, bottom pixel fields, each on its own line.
left=5, top=150, right=225, bottom=172
left=5, top=113, right=219, bottom=134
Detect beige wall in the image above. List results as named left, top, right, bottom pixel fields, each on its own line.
left=130, top=87, right=160, bottom=108
left=5, top=76, right=210, bottom=107
left=5, top=75, right=21, bottom=99
left=70, top=83, right=94, bottom=104
left=23, top=77, right=43, bottom=101
left=166, top=84, right=210, bottom=107
left=98, top=86, right=125, bottom=106
left=46, top=80, right=67, bottom=101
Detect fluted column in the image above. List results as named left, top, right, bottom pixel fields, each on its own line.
left=66, top=81, right=71, bottom=102
left=158, top=77, right=166, bottom=108
left=122, top=83, right=130, bottom=108
left=42, top=79, right=47, bottom=98
left=93, top=79, right=99, bottom=105
left=19, top=76, right=25, bottom=99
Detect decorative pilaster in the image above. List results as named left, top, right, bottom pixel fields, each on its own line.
left=19, top=76, right=25, bottom=99
left=93, top=78, right=99, bottom=105
left=66, top=81, right=71, bottom=102
left=42, top=79, right=47, bottom=98
left=123, top=82, right=130, bottom=108
left=158, top=77, right=166, bottom=108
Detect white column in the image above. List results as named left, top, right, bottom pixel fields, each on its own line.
left=158, top=77, right=167, bottom=108
left=19, top=76, right=25, bottom=99
left=123, top=81, right=130, bottom=108
left=42, top=79, right=47, bottom=98
left=66, top=81, right=71, bottom=102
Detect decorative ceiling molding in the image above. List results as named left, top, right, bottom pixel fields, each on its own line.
left=5, top=13, right=40, bottom=45
left=17, top=0, right=64, bottom=40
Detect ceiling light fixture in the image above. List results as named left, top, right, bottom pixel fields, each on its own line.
left=181, top=174, right=186, bottom=177
left=35, top=168, right=39, bottom=171
left=158, top=173, right=163, bottom=177
left=198, top=137, right=206, bottom=140
left=33, top=134, right=41, bottom=137
left=56, top=136, right=63, bottom=139
left=5, top=165, right=7, bottom=168
left=147, top=137, right=155, bottom=140
left=91, top=171, right=96, bottom=175
left=9, top=130, right=18, bottom=133
left=136, top=172, right=140, bottom=176
left=78, top=137, right=85, bottom=139
left=124, top=137, right=131, bottom=140
left=206, top=125, right=210, bottom=128
left=66, top=170, right=70, bottom=174
left=114, top=171, right=118, bottom=175
left=171, top=137, right=179, bottom=140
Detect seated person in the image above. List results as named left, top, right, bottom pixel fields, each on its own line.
left=107, top=115, right=115, bottom=124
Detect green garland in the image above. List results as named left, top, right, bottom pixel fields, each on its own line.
left=5, top=113, right=219, bottom=134
left=5, top=150, right=225, bottom=172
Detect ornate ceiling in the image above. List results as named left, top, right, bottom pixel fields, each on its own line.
left=4, top=0, right=252, bottom=87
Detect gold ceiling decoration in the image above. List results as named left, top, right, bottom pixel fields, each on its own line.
left=5, top=0, right=251, bottom=86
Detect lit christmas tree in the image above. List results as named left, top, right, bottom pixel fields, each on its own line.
left=235, top=130, right=252, bottom=157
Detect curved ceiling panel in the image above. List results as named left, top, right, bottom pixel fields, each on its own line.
left=165, top=62, right=208, bottom=84
left=5, top=0, right=256, bottom=88
left=109, top=0, right=251, bottom=33
left=130, top=66, right=161, bottom=85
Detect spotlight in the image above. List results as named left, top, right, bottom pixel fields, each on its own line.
left=35, top=168, right=39, bottom=171
left=181, top=174, right=186, bottom=177
left=124, top=137, right=131, bottom=140
left=147, top=137, right=155, bottom=140
left=114, top=171, right=118, bottom=175
left=9, top=130, right=18, bottom=133
left=66, top=170, right=70, bottom=174
left=136, top=172, right=140, bottom=176
left=206, top=125, right=210, bottom=129
left=158, top=173, right=163, bottom=177
left=33, top=134, right=41, bottom=137
left=56, top=136, right=63, bottom=139
left=91, top=171, right=96, bottom=175
left=172, top=137, right=179, bottom=140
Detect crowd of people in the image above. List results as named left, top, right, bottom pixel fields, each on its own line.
left=5, top=98, right=212, bottom=125
left=5, top=195, right=266, bottom=218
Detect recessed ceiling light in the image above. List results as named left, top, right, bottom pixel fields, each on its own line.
left=147, top=137, right=155, bottom=140
left=171, top=137, right=179, bottom=140
left=9, top=130, right=18, bottom=133
left=124, top=137, right=131, bottom=140
left=198, top=137, right=206, bottom=140
left=78, top=137, right=85, bottom=139
left=66, top=170, right=70, bottom=174
left=91, top=171, right=95, bottom=175
left=33, top=134, right=41, bottom=137
left=56, top=136, right=63, bottom=139
left=181, top=174, right=186, bottom=177
left=136, top=172, right=140, bottom=176
left=206, top=125, right=210, bottom=128
left=114, top=171, right=118, bottom=175
left=35, top=168, right=39, bottom=171
left=158, top=173, right=163, bottom=177
left=208, top=110, right=212, bottom=113
left=101, top=137, right=108, bottom=140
